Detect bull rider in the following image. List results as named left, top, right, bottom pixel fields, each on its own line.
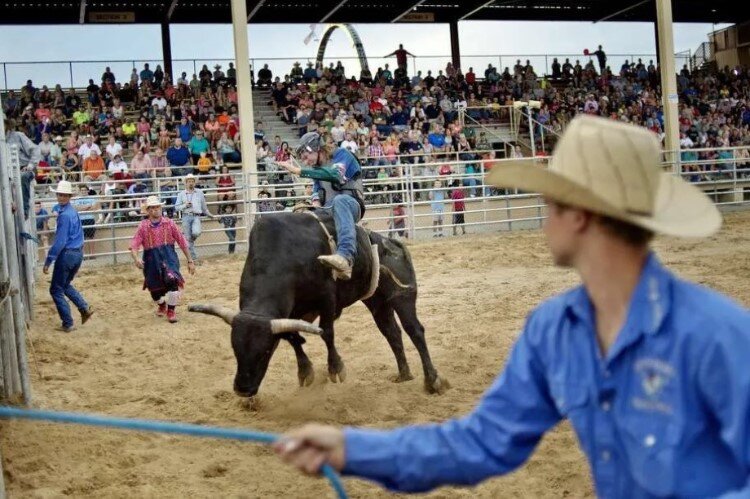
left=277, top=132, right=365, bottom=280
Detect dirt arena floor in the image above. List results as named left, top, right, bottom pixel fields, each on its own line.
left=3, top=210, right=750, bottom=498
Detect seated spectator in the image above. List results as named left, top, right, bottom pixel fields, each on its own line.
left=131, top=150, right=152, bottom=179
left=108, top=154, right=129, bottom=177
left=258, top=64, right=273, bottom=87
left=217, top=132, right=240, bottom=163
left=167, top=138, right=192, bottom=177
left=216, top=164, right=236, bottom=202
left=78, top=134, right=101, bottom=160
left=82, top=149, right=106, bottom=182
left=195, top=151, right=213, bottom=175
left=188, top=129, right=210, bottom=164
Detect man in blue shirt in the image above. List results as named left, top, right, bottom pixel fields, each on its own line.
left=44, top=181, right=93, bottom=332
left=166, top=138, right=192, bottom=177
left=274, top=116, right=750, bottom=497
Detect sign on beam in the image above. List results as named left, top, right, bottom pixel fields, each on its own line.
left=88, top=11, right=136, bottom=23
left=398, top=12, right=435, bottom=22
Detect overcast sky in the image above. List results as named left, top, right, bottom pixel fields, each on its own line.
left=0, top=21, right=726, bottom=89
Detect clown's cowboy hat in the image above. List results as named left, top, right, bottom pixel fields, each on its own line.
left=486, top=115, right=721, bottom=238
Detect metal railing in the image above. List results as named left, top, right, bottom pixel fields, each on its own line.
left=32, top=144, right=750, bottom=267
left=1, top=52, right=693, bottom=91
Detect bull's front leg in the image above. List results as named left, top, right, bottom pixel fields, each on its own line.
left=319, top=314, right=346, bottom=383
left=288, top=334, right=315, bottom=387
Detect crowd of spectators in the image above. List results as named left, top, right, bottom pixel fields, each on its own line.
left=3, top=48, right=750, bottom=222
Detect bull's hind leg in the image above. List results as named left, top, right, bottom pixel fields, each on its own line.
left=288, top=334, right=315, bottom=387
left=393, top=296, right=448, bottom=394
left=365, top=299, right=414, bottom=383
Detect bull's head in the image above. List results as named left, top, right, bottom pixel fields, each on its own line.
left=188, top=304, right=322, bottom=397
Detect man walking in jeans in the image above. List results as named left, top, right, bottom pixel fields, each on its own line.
left=44, top=180, right=94, bottom=332
left=175, top=174, right=212, bottom=263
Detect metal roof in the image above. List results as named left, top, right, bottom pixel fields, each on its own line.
left=0, top=0, right=743, bottom=25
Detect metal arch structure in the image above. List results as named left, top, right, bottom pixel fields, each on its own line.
left=315, top=24, right=370, bottom=77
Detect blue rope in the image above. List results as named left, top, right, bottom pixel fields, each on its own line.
left=0, top=406, right=347, bottom=499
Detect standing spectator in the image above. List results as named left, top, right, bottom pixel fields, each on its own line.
left=451, top=184, right=466, bottom=236
left=389, top=202, right=407, bottom=238
left=129, top=196, right=195, bottom=323
left=220, top=203, right=237, bottom=254
left=593, top=45, right=607, bottom=74
left=101, top=66, right=115, bottom=84
left=429, top=179, right=445, bottom=237
left=167, top=138, right=192, bottom=176
left=175, top=174, right=213, bottom=264
left=71, top=184, right=99, bottom=257
left=43, top=180, right=94, bottom=332
left=385, top=44, right=415, bottom=74
left=5, top=118, right=40, bottom=218
left=35, top=200, right=50, bottom=249
left=140, top=63, right=154, bottom=86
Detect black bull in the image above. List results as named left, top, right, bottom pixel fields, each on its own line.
left=189, top=211, right=446, bottom=398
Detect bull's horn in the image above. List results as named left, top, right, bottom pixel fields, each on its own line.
left=270, top=319, right=323, bottom=336
left=188, top=303, right=238, bottom=325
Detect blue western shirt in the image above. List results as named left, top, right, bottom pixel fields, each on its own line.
left=45, top=203, right=84, bottom=267
left=343, top=254, right=750, bottom=498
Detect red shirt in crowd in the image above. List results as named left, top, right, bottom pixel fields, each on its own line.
left=451, top=189, right=466, bottom=211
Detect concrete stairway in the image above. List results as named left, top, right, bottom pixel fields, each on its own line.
left=251, top=89, right=301, bottom=146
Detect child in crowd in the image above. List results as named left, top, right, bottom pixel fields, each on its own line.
left=390, top=201, right=407, bottom=238
left=428, top=179, right=445, bottom=237
left=451, top=183, right=467, bottom=236
left=220, top=203, right=237, bottom=254
left=196, top=151, right=213, bottom=175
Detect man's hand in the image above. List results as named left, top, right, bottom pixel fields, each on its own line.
left=273, top=424, right=346, bottom=475
left=43, top=265, right=50, bottom=274
left=276, top=161, right=301, bottom=176
left=187, top=261, right=196, bottom=275
left=134, top=259, right=144, bottom=270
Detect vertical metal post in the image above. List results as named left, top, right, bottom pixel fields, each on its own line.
left=2, top=63, right=7, bottom=91
left=449, top=21, right=461, bottom=70
left=655, top=0, right=680, bottom=172
left=229, top=0, right=259, bottom=239
left=505, top=195, right=512, bottom=231
left=527, top=107, right=536, bottom=158
left=406, top=163, right=416, bottom=240
left=69, top=62, right=74, bottom=88
left=480, top=161, right=487, bottom=227
left=161, top=23, right=174, bottom=79
left=545, top=55, right=549, bottom=75
left=192, top=59, right=197, bottom=78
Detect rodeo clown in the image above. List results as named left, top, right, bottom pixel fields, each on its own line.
left=277, top=132, right=365, bottom=280
left=129, top=196, right=195, bottom=323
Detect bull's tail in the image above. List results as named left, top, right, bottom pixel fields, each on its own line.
left=380, top=265, right=412, bottom=289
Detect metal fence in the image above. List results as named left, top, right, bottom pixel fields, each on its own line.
left=0, top=139, right=34, bottom=406
left=0, top=52, right=692, bottom=90
left=31, top=144, right=750, bottom=267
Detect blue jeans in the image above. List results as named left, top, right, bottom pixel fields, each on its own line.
left=182, top=213, right=202, bottom=261
left=326, top=195, right=361, bottom=262
left=21, top=170, right=35, bottom=219
left=49, top=248, right=89, bottom=328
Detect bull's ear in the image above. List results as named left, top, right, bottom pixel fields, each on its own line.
left=270, top=319, right=323, bottom=335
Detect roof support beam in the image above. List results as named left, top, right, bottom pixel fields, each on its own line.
left=319, top=0, right=348, bottom=23
left=247, top=0, right=266, bottom=21
left=459, top=0, right=497, bottom=21
left=79, top=0, right=86, bottom=24
left=392, top=0, right=427, bottom=22
left=594, top=0, right=650, bottom=23
left=165, top=0, right=179, bottom=21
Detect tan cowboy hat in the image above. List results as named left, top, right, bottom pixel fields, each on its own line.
left=50, top=180, right=75, bottom=195
left=185, top=173, right=196, bottom=181
left=486, top=115, right=721, bottom=238
left=144, top=195, right=164, bottom=208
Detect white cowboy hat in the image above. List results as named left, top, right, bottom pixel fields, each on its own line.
left=144, top=196, right=164, bottom=208
left=185, top=173, right=196, bottom=181
left=54, top=135, right=63, bottom=142
left=50, top=180, right=75, bottom=195
left=486, top=115, right=721, bottom=238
